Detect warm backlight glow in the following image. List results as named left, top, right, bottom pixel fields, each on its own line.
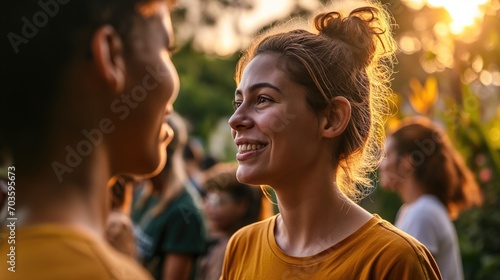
left=426, top=0, right=489, bottom=34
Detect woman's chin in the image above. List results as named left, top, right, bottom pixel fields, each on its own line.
left=236, top=170, right=260, bottom=186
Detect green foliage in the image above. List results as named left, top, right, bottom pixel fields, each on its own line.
left=457, top=171, right=500, bottom=279
left=441, top=85, right=500, bottom=279
left=171, top=45, right=239, bottom=146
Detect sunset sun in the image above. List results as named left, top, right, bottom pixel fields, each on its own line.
left=426, top=0, right=489, bottom=34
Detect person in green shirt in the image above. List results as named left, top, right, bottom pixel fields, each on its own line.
left=132, top=113, right=208, bottom=280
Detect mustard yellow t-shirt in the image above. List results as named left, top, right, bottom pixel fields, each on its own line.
left=0, top=225, right=152, bottom=280
left=221, top=214, right=442, bottom=279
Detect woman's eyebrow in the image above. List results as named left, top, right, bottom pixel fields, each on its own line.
left=235, top=82, right=282, bottom=95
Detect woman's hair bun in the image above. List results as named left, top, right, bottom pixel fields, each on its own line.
left=313, top=5, right=390, bottom=68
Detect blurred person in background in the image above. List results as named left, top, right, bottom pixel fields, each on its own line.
left=196, top=162, right=262, bottom=280
left=379, top=117, right=483, bottom=280
left=106, top=175, right=137, bottom=258
left=0, top=0, right=179, bottom=279
left=132, top=113, right=208, bottom=280
left=183, top=138, right=208, bottom=197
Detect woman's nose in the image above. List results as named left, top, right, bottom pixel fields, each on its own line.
left=228, top=105, right=253, bottom=131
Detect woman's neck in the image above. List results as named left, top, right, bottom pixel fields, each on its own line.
left=273, top=180, right=372, bottom=257
left=398, top=177, right=426, bottom=204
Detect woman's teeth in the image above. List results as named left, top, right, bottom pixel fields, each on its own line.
left=238, top=144, right=264, bottom=152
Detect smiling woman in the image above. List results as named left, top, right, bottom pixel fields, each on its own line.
left=221, top=0, right=443, bottom=279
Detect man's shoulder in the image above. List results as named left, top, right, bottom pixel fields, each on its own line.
left=0, top=225, right=152, bottom=279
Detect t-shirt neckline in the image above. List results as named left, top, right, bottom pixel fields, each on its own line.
left=266, top=214, right=381, bottom=265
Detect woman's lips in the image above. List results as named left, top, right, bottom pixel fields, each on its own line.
left=235, top=144, right=266, bottom=161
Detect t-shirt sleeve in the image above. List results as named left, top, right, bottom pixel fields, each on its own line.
left=382, top=245, right=442, bottom=280
left=161, top=202, right=207, bottom=255
left=377, top=219, right=443, bottom=280
left=220, top=232, right=238, bottom=280
left=220, top=229, right=248, bottom=280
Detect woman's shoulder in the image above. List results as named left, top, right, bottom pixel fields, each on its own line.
left=413, top=195, right=446, bottom=210
left=366, top=214, right=441, bottom=274
left=167, top=188, right=202, bottom=215
left=404, top=195, right=449, bottom=221
left=350, top=216, right=441, bottom=279
left=366, top=215, right=434, bottom=253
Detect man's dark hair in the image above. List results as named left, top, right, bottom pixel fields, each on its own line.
left=0, top=0, right=161, bottom=170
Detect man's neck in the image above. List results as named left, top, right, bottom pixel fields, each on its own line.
left=15, top=151, right=111, bottom=238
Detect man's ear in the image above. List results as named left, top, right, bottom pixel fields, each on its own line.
left=321, top=96, right=351, bottom=139
left=91, top=25, right=126, bottom=93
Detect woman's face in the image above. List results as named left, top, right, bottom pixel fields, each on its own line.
left=110, top=3, right=179, bottom=177
left=228, top=53, right=325, bottom=187
left=379, top=137, right=409, bottom=192
left=204, top=191, right=244, bottom=233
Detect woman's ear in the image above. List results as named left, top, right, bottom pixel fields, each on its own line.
left=90, top=25, right=126, bottom=93
left=321, top=96, right=351, bottom=139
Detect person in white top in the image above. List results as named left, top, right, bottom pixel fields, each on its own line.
left=379, top=118, right=483, bottom=280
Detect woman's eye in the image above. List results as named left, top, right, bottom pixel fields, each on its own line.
left=232, top=99, right=242, bottom=110
left=257, top=96, right=270, bottom=104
